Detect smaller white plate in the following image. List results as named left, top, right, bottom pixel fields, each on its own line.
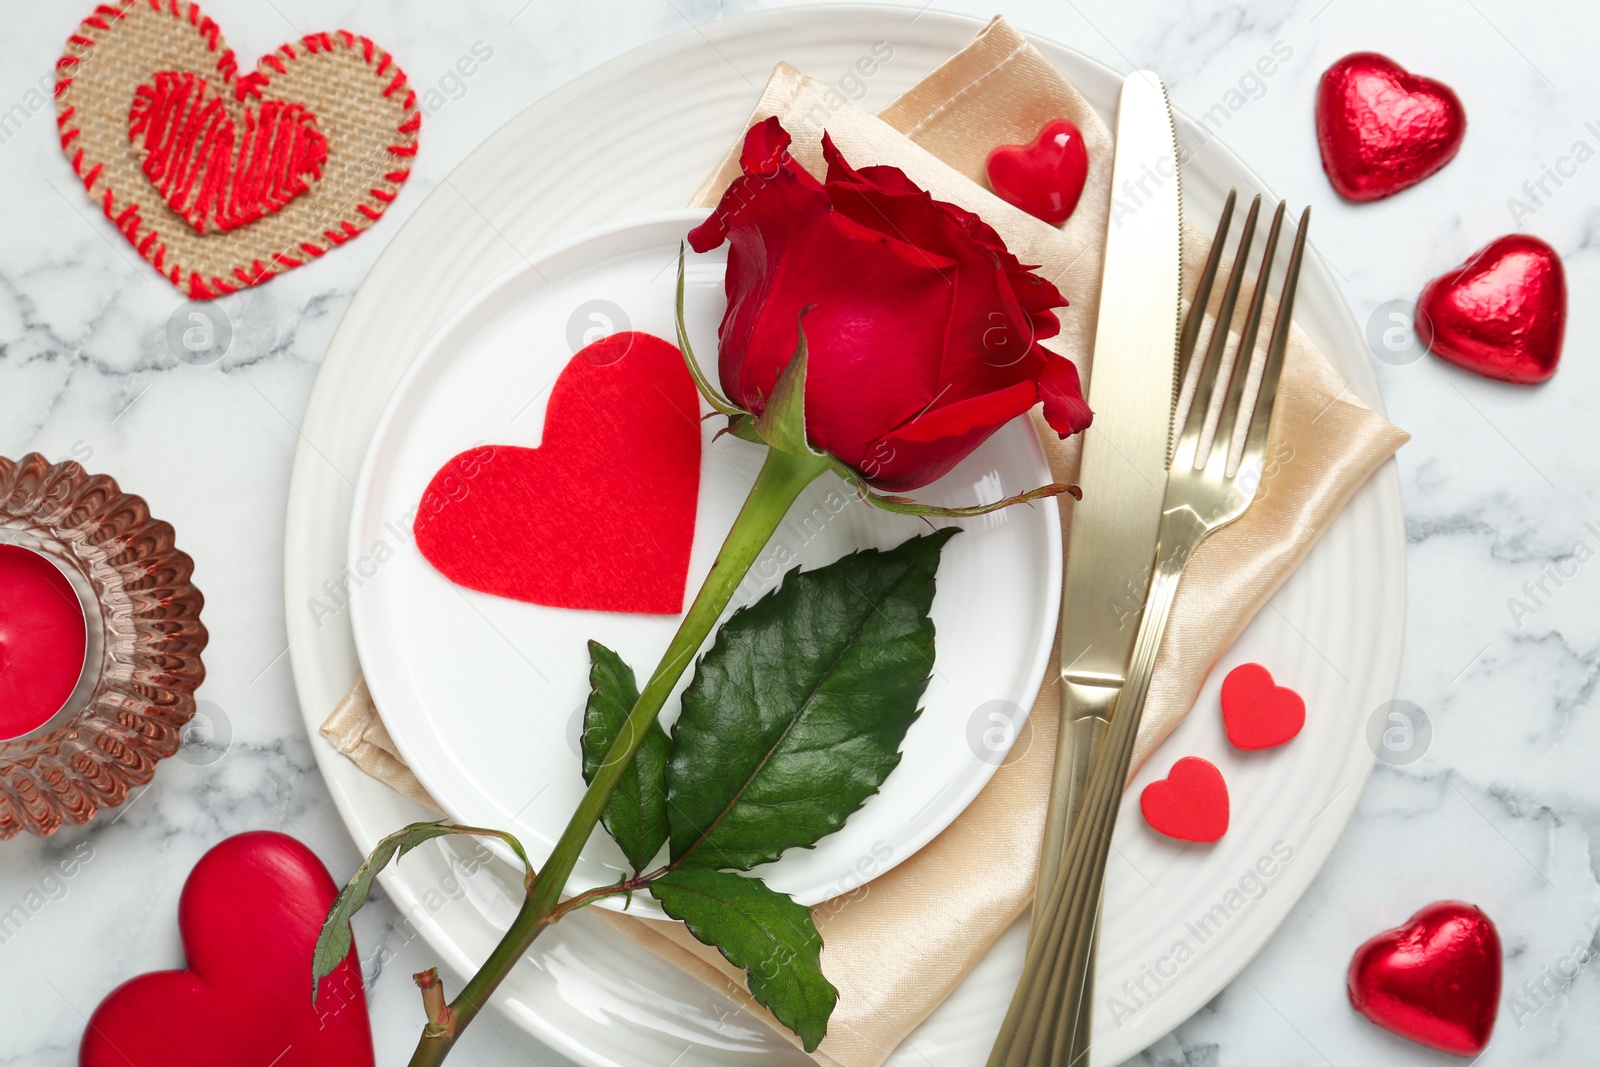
left=348, top=210, right=1063, bottom=917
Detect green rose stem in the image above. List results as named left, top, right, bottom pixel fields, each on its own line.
left=406, top=446, right=830, bottom=1067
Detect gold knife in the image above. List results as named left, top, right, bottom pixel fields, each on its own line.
left=1032, top=71, right=1184, bottom=940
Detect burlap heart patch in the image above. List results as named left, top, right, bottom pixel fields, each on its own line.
left=56, top=1, right=419, bottom=298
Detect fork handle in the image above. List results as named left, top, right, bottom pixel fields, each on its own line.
left=990, top=517, right=1196, bottom=1067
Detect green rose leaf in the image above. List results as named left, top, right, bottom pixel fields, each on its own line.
left=581, top=641, right=671, bottom=874
left=666, top=527, right=958, bottom=871
left=312, top=821, right=532, bottom=1003
left=649, top=867, right=837, bottom=1052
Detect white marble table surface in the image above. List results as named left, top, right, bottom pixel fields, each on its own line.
left=2, top=0, right=1596, bottom=1063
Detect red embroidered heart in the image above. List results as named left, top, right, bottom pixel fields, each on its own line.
left=1316, top=53, right=1465, bottom=202
left=1221, top=663, right=1305, bottom=750
left=414, top=332, right=702, bottom=614
left=1348, top=900, right=1501, bottom=1055
left=81, top=831, right=373, bottom=1067
left=57, top=2, right=418, bottom=298
left=1418, top=234, right=1567, bottom=384
left=130, top=71, right=328, bottom=234
left=1140, top=756, right=1229, bottom=843
left=985, top=119, right=1089, bottom=225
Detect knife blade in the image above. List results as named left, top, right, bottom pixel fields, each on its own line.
left=1031, top=71, right=1183, bottom=934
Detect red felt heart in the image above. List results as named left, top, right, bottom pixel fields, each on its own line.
left=1221, top=663, right=1305, bottom=750
left=1316, top=52, right=1465, bottom=202
left=1139, top=756, right=1229, bottom=843
left=81, top=831, right=373, bottom=1067
left=57, top=2, right=418, bottom=298
left=1418, top=234, right=1567, bottom=384
left=414, top=332, right=702, bottom=614
left=130, top=71, right=328, bottom=234
left=1348, top=900, right=1501, bottom=1056
left=985, top=119, right=1089, bottom=225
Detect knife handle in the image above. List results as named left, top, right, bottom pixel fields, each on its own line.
left=1031, top=679, right=1116, bottom=938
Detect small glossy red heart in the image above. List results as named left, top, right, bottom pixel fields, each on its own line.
left=81, top=832, right=373, bottom=1067
left=1139, top=756, right=1229, bottom=843
left=414, top=332, right=702, bottom=614
left=1316, top=53, right=1465, bottom=201
left=1221, top=663, right=1305, bottom=750
left=1418, top=234, right=1567, bottom=384
left=985, top=119, right=1089, bottom=225
left=1348, top=900, right=1501, bottom=1056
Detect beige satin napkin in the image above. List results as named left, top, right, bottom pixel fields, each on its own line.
left=321, top=17, right=1407, bottom=1066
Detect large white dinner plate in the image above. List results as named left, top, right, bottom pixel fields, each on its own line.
left=346, top=209, right=1062, bottom=916
left=285, top=6, right=1405, bottom=1065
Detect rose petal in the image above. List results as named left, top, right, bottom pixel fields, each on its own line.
left=1038, top=351, right=1093, bottom=436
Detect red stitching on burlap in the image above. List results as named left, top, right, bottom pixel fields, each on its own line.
left=55, top=0, right=420, bottom=299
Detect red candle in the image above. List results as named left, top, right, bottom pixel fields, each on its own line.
left=0, top=545, right=89, bottom=738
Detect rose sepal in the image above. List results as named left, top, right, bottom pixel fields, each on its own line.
left=750, top=312, right=826, bottom=460
left=831, top=460, right=1082, bottom=518
left=674, top=244, right=743, bottom=418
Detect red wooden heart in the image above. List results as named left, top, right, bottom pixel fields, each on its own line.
left=1418, top=234, right=1567, bottom=384
left=1316, top=53, right=1465, bottom=202
left=1221, top=663, right=1305, bottom=750
left=1348, top=900, right=1501, bottom=1055
left=130, top=71, right=328, bottom=235
left=81, top=831, right=373, bottom=1067
left=57, top=2, right=418, bottom=298
left=985, top=119, right=1089, bottom=225
left=414, top=332, right=702, bottom=614
left=1139, top=756, right=1229, bottom=843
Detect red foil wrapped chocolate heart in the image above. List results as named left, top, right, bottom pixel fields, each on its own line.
left=985, top=119, right=1089, bottom=225
left=1348, top=900, right=1501, bottom=1056
left=1316, top=53, right=1465, bottom=201
left=1417, top=234, right=1566, bottom=384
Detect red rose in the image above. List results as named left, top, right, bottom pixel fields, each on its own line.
left=689, top=118, right=1091, bottom=493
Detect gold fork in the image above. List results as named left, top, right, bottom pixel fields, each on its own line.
left=990, top=193, right=1311, bottom=1067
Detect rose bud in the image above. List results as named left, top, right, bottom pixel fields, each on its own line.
left=688, top=117, right=1091, bottom=494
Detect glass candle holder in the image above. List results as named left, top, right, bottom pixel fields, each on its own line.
left=0, top=453, right=207, bottom=837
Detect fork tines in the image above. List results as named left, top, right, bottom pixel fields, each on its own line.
left=1175, top=192, right=1310, bottom=476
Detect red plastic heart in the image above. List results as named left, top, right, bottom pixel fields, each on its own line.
left=130, top=71, right=328, bottom=234
left=1348, top=900, right=1501, bottom=1055
left=81, top=832, right=373, bottom=1067
left=414, top=332, right=702, bottom=614
left=1221, top=663, right=1305, bottom=750
left=1139, top=756, right=1229, bottom=843
left=985, top=119, right=1089, bottom=225
left=1316, top=52, right=1465, bottom=202
left=1418, top=234, right=1567, bottom=384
